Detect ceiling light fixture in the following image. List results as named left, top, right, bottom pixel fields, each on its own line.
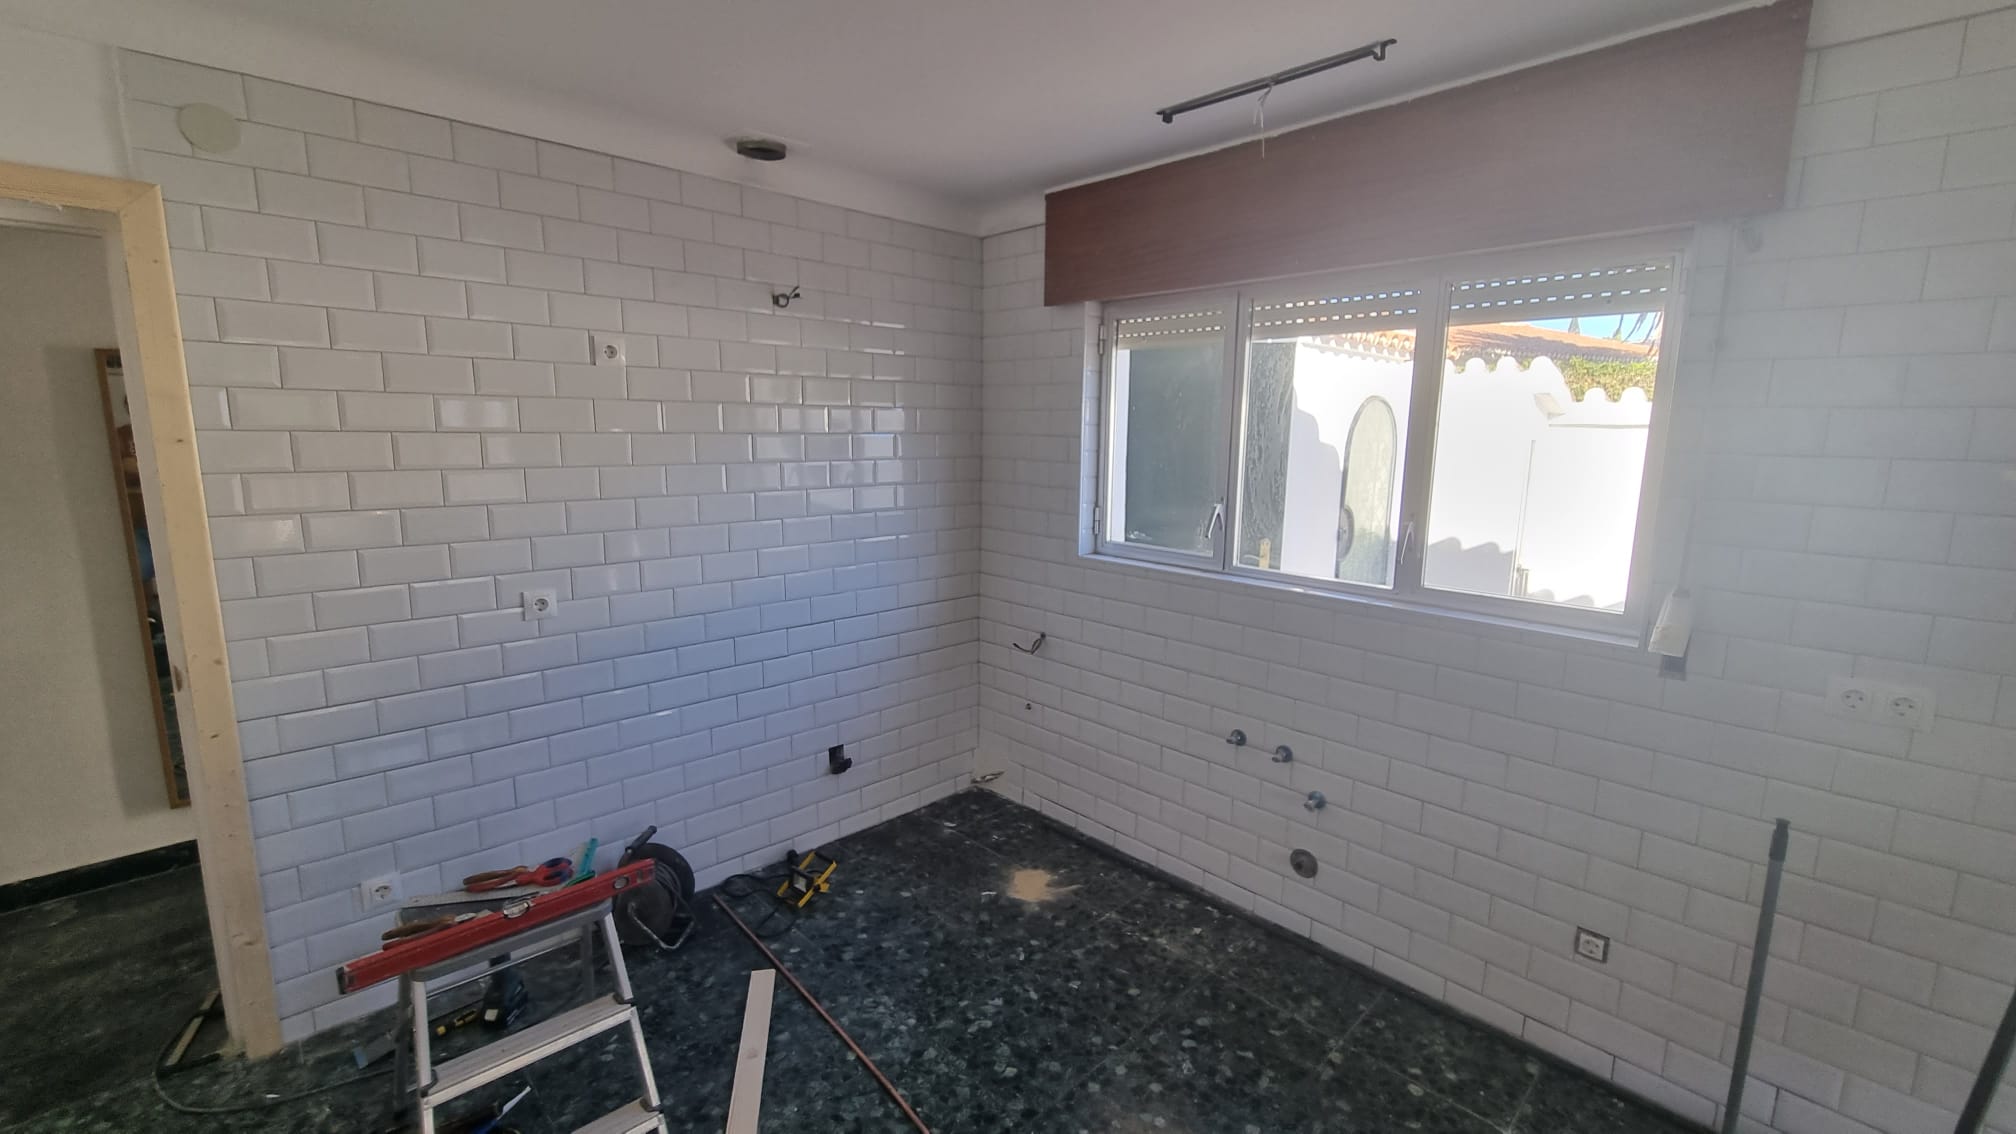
left=1154, top=38, right=1396, bottom=124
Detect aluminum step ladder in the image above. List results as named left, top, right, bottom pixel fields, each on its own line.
left=399, top=903, right=667, bottom=1134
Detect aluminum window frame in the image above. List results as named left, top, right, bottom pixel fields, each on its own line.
left=1090, top=232, right=1689, bottom=640
left=1225, top=262, right=1435, bottom=600
left=1093, top=288, right=1241, bottom=569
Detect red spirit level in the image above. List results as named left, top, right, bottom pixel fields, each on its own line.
left=336, top=859, right=653, bottom=994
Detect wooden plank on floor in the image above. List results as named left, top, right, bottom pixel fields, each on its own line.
left=725, top=968, right=777, bottom=1134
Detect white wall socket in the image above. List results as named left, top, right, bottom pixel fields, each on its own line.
left=522, top=588, right=558, bottom=620
left=1825, top=675, right=1935, bottom=731
left=591, top=333, right=626, bottom=366
left=358, top=874, right=402, bottom=911
left=1879, top=687, right=1934, bottom=730
left=1574, top=927, right=1610, bottom=963
left=1828, top=676, right=1871, bottom=718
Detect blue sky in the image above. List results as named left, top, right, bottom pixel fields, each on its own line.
left=1528, top=312, right=1659, bottom=341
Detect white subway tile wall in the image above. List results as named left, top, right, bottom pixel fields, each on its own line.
left=979, top=7, right=2016, bottom=1134
left=119, top=51, right=980, bottom=1037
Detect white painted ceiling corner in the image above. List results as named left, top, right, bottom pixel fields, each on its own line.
left=0, top=0, right=983, bottom=232
left=1, top=0, right=1776, bottom=236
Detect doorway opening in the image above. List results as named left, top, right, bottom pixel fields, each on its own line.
left=0, top=162, right=281, bottom=1076
left=0, top=220, right=225, bottom=1118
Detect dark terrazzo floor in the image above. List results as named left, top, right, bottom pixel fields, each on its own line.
left=0, top=864, right=220, bottom=1126
left=1, top=789, right=1706, bottom=1133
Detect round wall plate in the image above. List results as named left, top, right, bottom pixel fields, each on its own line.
left=177, top=103, right=242, bottom=154
left=1289, top=848, right=1318, bottom=878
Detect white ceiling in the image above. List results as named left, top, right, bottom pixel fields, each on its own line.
left=4, top=0, right=1753, bottom=230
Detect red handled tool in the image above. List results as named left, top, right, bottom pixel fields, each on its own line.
left=461, top=857, right=571, bottom=892
left=338, top=859, right=653, bottom=994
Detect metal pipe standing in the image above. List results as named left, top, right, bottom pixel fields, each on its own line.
left=1723, top=818, right=1789, bottom=1134
left=1954, top=984, right=2016, bottom=1134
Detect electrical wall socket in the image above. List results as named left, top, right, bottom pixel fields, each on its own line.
left=1879, top=687, right=1934, bottom=730
left=1574, top=927, right=1610, bottom=963
left=1825, top=675, right=1935, bottom=731
left=590, top=333, right=626, bottom=366
left=358, top=874, right=402, bottom=911
left=521, top=588, right=557, bottom=620
left=1827, top=676, right=1871, bottom=718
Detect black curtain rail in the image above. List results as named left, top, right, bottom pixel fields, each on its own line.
left=1155, top=38, right=1397, bottom=124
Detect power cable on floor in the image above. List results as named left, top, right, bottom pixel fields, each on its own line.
left=715, top=864, right=803, bottom=939
left=148, top=1060, right=391, bottom=1116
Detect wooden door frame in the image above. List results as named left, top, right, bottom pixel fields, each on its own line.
left=0, top=160, right=282, bottom=1056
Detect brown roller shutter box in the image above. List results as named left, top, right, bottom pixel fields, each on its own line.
left=1045, top=0, right=1811, bottom=305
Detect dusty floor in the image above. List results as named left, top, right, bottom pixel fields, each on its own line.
left=3, top=789, right=1705, bottom=1132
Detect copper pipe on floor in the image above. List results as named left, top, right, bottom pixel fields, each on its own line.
left=713, top=894, right=934, bottom=1134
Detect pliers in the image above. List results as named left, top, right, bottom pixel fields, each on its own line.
left=461, top=857, right=572, bottom=892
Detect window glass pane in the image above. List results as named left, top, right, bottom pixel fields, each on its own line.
left=1106, top=305, right=1229, bottom=555
left=1236, top=287, right=1419, bottom=586
left=1424, top=260, right=1671, bottom=611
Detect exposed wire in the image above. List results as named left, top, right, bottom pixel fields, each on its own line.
left=149, top=1060, right=391, bottom=1116
left=716, top=864, right=802, bottom=939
